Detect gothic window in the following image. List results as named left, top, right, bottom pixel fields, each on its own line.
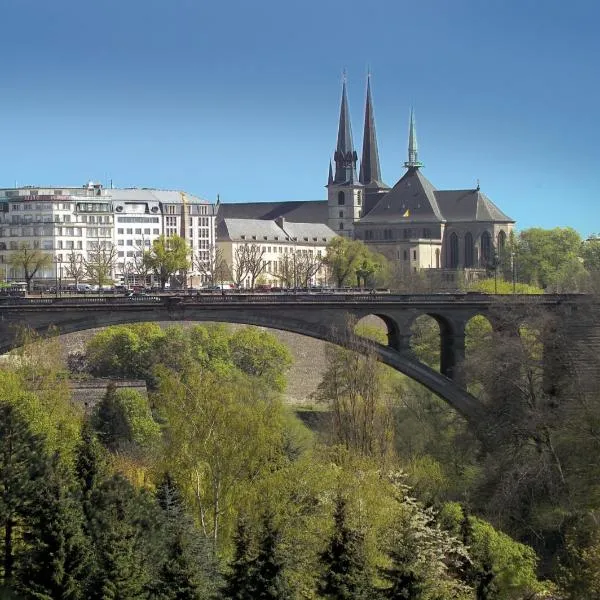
left=497, top=230, right=506, bottom=253
left=448, top=232, right=459, bottom=268
left=481, top=231, right=492, bottom=266
left=337, top=191, right=345, bottom=206
left=339, top=222, right=344, bottom=231
left=464, top=232, right=474, bottom=267
left=339, top=210, right=344, bottom=218
left=435, top=248, right=440, bottom=268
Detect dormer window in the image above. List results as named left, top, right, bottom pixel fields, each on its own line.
left=263, top=236, right=267, bottom=240
left=241, top=235, right=246, bottom=240
left=303, top=237, right=308, bottom=241
left=252, top=235, right=256, bottom=240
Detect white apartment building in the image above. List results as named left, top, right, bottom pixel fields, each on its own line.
left=0, top=182, right=217, bottom=287
left=217, top=217, right=336, bottom=288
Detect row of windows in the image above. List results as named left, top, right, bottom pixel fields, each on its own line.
left=447, top=231, right=506, bottom=268
left=117, top=228, right=159, bottom=235
left=13, top=202, right=74, bottom=211
left=76, top=203, right=112, bottom=213
left=239, top=234, right=327, bottom=242
left=117, top=239, right=151, bottom=247
left=363, top=228, right=433, bottom=241
left=116, top=216, right=160, bottom=223
left=240, top=244, right=324, bottom=256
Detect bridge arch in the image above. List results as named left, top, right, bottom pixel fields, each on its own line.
left=0, top=299, right=486, bottom=423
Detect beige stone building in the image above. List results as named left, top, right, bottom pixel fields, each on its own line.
left=216, top=217, right=336, bottom=288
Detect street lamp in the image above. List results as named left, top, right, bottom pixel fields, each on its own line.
left=510, top=250, right=516, bottom=294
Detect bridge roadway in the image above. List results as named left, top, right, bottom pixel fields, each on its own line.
left=0, top=292, right=593, bottom=423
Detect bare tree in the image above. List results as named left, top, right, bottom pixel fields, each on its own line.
left=243, top=243, right=267, bottom=289
left=8, top=243, right=52, bottom=292
left=84, top=242, right=117, bottom=289
left=312, top=316, right=395, bottom=460
left=193, top=244, right=229, bottom=285
left=274, top=253, right=295, bottom=288
left=274, top=250, right=324, bottom=288
left=120, top=260, right=136, bottom=288
left=295, top=250, right=324, bottom=288
left=63, top=251, right=86, bottom=287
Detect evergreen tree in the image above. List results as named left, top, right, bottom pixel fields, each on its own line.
left=318, top=496, right=372, bottom=599
left=475, top=551, right=499, bottom=600
left=16, top=454, right=91, bottom=600
left=249, top=512, right=291, bottom=600
left=151, top=473, right=219, bottom=600
left=379, top=543, right=423, bottom=600
left=0, top=403, right=48, bottom=584
left=222, top=514, right=255, bottom=600
left=75, top=421, right=106, bottom=498
left=87, top=475, right=163, bottom=600
left=91, top=383, right=132, bottom=451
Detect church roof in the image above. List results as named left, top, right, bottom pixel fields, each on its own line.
left=360, top=167, right=444, bottom=223
left=217, top=200, right=328, bottom=224
left=434, top=189, right=514, bottom=222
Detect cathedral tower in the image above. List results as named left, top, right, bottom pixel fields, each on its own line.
left=359, top=74, right=389, bottom=215
left=327, top=78, right=363, bottom=237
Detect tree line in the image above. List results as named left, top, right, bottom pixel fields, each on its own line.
left=0, top=321, right=559, bottom=598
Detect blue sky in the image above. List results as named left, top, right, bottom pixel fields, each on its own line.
left=1, top=0, right=598, bottom=235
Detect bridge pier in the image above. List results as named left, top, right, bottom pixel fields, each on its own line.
left=440, top=319, right=466, bottom=386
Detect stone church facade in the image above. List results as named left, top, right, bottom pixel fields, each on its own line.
left=219, top=76, right=514, bottom=278
left=326, top=77, right=514, bottom=275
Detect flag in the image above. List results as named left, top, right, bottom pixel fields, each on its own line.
left=402, top=209, right=410, bottom=217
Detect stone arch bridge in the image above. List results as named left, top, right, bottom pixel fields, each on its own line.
left=0, top=293, right=595, bottom=424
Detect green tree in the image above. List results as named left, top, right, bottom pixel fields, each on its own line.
left=92, top=384, right=160, bottom=452
left=516, top=227, right=586, bottom=291
left=324, top=237, right=371, bottom=288
left=16, top=455, right=91, bottom=600
left=228, top=327, right=292, bottom=392
left=154, top=366, right=287, bottom=549
left=144, top=235, right=190, bottom=290
left=87, top=475, right=163, bottom=600
left=249, top=512, right=291, bottom=600
left=0, top=403, right=49, bottom=584
left=152, top=474, right=218, bottom=600
left=318, top=495, right=372, bottom=599
left=222, top=515, right=255, bottom=600
left=7, top=243, right=52, bottom=292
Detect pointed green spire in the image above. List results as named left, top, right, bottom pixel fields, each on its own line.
left=404, top=107, right=423, bottom=169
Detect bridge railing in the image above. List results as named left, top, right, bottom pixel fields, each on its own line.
left=0, top=292, right=588, bottom=307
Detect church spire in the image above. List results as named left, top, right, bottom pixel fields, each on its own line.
left=333, top=77, right=358, bottom=184
left=327, top=160, right=334, bottom=185
left=359, top=73, right=383, bottom=185
left=404, top=107, right=423, bottom=169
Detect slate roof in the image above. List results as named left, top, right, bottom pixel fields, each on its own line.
left=434, top=189, right=514, bottom=222
left=218, top=218, right=336, bottom=243
left=108, top=188, right=209, bottom=204
left=280, top=221, right=336, bottom=243
left=360, top=167, right=444, bottom=223
left=217, top=201, right=328, bottom=224
left=218, top=219, right=284, bottom=241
